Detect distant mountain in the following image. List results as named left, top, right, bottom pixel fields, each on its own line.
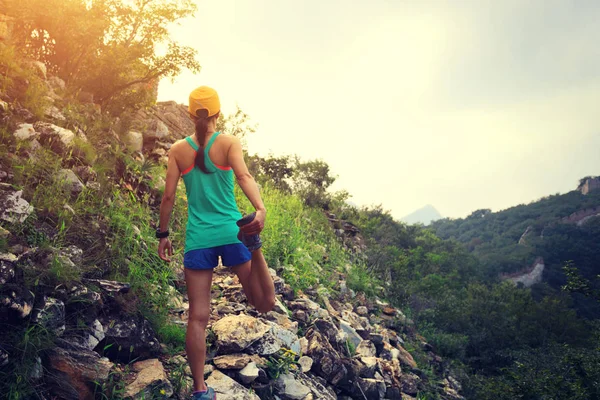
left=401, top=204, right=442, bottom=225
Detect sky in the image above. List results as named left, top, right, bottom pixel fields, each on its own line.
left=158, top=0, right=600, bottom=220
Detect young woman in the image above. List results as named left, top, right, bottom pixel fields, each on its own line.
left=156, top=86, right=276, bottom=400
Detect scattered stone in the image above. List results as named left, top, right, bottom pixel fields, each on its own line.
left=205, top=370, right=260, bottom=399
left=0, top=260, right=15, bottom=285
left=359, top=357, right=378, bottom=378
left=396, top=345, right=417, bottom=369
left=358, top=377, right=387, bottom=399
left=13, top=123, right=37, bottom=140
left=292, top=309, right=307, bottom=323
left=85, top=278, right=131, bottom=294
left=355, top=340, right=377, bottom=358
left=97, top=314, right=161, bottom=363
left=45, top=105, right=66, bottom=122
left=401, top=373, right=420, bottom=396
left=212, top=314, right=271, bottom=353
left=0, top=283, right=35, bottom=320
left=213, top=353, right=261, bottom=370
left=30, top=357, right=43, bottom=380
left=0, top=349, right=7, bottom=367
left=144, top=120, right=170, bottom=140
left=32, top=297, right=65, bottom=336
left=295, top=372, right=337, bottom=400
left=299, top=337, right=308, bottom=355
left=35, top=122, right=75, bottom=155
left=274, top=373, right=311, bottom=400
left=356, top=306, right=368, bottom=316
left=0, top=185, right=33, bottom=223
left=125, top=131, right=143, bottom=153
left=339, top=320, right=362, bottom=349
left=239, top=361, right=260, bottom=384
left=47, top=76, right=66, bottom=91
left=298, top=356, right=313, bottom=373
left=248, top=322, right=301, bottom=356
left=57, top=169, right=85, bottom=195
left=123, top=359, right=173, bottom=399
left=45, top=338, right=113, bottom=400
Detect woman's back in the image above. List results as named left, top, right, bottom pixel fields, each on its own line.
left=174, top=132, right=242, bottom=251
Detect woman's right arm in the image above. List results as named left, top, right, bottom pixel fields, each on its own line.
left=227, top=136, right=266, bottom=234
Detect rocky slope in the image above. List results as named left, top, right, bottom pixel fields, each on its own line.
left=0, top=55, right=464, bottom=399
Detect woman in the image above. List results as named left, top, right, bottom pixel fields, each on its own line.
left=156, top=86, right=276, bottom=399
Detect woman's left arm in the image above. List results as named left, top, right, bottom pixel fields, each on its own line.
left=158, top=145, right=181, bottom=262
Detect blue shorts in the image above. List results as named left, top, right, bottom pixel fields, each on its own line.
left=184, top=243, right=251, bottom=270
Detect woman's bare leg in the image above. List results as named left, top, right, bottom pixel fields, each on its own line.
left=184, top=268, right=213, bottom=392
left=231, top=249, right=275, bottom=313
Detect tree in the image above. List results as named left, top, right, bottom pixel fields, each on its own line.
left=7, top=0, right=201, bottom=113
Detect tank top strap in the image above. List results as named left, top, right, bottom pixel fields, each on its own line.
left=205, top=132, right=221, bottom=153
left=185, top=136, right=199, bottom=151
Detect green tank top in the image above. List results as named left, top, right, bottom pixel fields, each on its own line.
left=182, top=133, right=243, bottom=252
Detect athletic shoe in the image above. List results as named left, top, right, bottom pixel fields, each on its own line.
left=191, top=387, right=216, bottom=400
left=236, top=212, right=263, bottom=252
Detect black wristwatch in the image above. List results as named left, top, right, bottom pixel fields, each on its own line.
left=156, top=228, right=169, bottom=239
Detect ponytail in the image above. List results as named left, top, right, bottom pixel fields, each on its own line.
left=194, top=117, right=211, bottom=174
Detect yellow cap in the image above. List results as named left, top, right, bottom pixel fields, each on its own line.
left=188, top=86, right=220, bottom=118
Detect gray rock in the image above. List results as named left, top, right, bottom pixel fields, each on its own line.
left=47, top=76, right=66, bottom=91
left=57, top=169, right=85, bottom=195
left=125, top=131, right=143, bottom=153
left=340, top=320, right=362, bottom=349
left=356, top=306, right=368, bottom=316
left=0, top=185, right=33, bottom=223
left=358, top=357, right=378, bottom=378
left=30, top=357, right=43, bottom=380
left=0, top=283, right=35, bottom=320
left=248, top=322, right=301, bottom=356
left=0, top=260, right=15, bottom=285
left=144, top=120, right=169, bottom=140
left=355, top=340, right=377, bottom=358
left=275, top=373, right=311, bottom=400
left=298, top=356, right=313, bottom=373
left=98, top=314, right=161, bottom=363
left=205, top=370, right=260, bottom=399
left=401, top=373, right=420, bottom=396
left=212, top=314, right=271, bottom=354
left=33, top=297, right=65, bottom=336
left=85, top=278, right=131, bottom=294
left=123, top=359, right=173, bottom=399
left=358, top=377, right=386, bottom=399
left=13, top=123, right=38, bottom=140
left=45, top=338, right=113, bottom=400
left=239, top=361, right=259, bottom=384
left=35, top=122, right=75, bottom=155
left=45, top=105, right=66, bottom=122
left=295, top=372, right=337, bottom=400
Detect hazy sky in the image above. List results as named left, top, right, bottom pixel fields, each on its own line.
left=158, top=0, right=600, bottom=219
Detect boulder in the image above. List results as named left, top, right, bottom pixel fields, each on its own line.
left=0, top=185, right=33, bottom=223
left=358, top=356, right=378, bottom=378
left=57, top=169, right=85, bottom=195
left=205, top=370, right=260, bottom=399
left=212, top=314, right=270, bottom=353
left=123, top=359, right=173, bottom=399
left=274, top=373, right=311, bottom=400
left=45, top=338, right=113, bottom=400
left=96, top=314, right=161, bottom=363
